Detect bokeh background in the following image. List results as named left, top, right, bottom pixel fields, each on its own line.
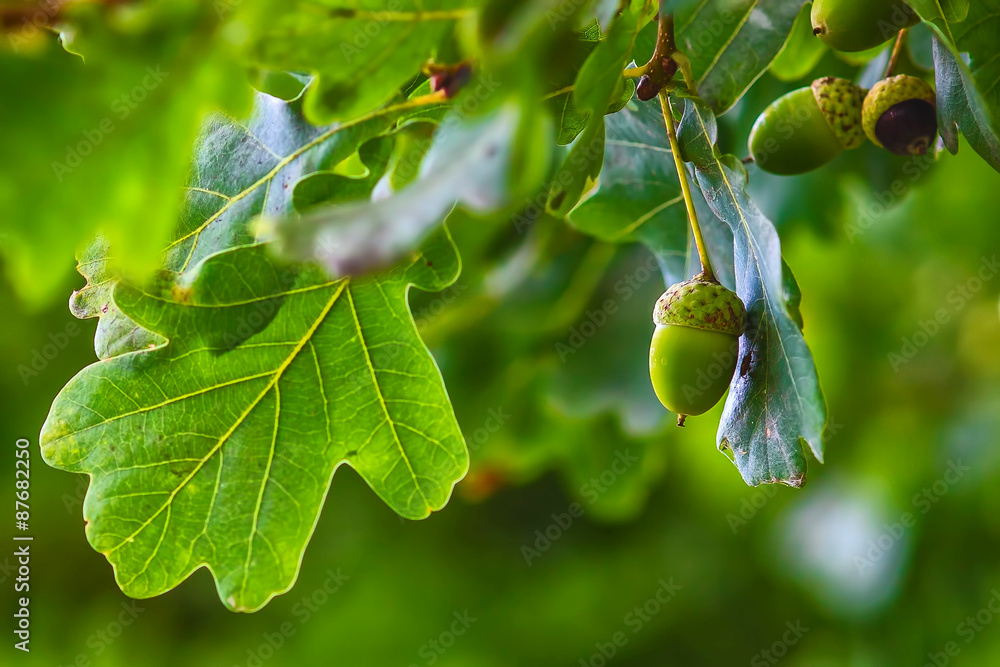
left=4, top=8, right=1000, bottom=667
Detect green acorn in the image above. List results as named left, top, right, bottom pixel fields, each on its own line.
left=649, top=276, right=746, bottom=425
left=862, top=74, right=937, bottom=155
left=748, top=77, right=865, bottom=175
left=811, top=0, right=919, bottom=53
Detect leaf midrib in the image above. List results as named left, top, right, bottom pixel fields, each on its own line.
left=104, top=280, right=349, bottom=556
left=690, top=106, right=817, bottom=459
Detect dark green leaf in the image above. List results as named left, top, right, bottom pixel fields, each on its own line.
left=932, top=36, right=1000, bottom=171
left=676, top=98, right=826, bottom=487
left=568, top=97, right=736, bottom=289
left=637, top=0, right=806, bottom=114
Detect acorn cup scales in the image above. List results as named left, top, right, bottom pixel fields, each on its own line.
left=863, top=74, right=938, bottom=156
left=649, top=277, right=747, bottom=424
left=748, top=77, right=866, bottom=175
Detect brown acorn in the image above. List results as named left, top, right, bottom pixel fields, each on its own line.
left=862, top=75, right=937, bottom=156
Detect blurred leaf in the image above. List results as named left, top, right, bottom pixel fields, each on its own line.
left=676, top=97, right=826, bottom=487
left=238, top=0, right=476, bottom=123
left=291, top=136, right=396, bottom=212
left=547, top=73, right=636, bottom=145
left=769, top=2, right=826, bottom=82
left=375, top=122, right=436, bottom=195
left=72, top=90, right=419, bottom=359
left=0, top=2, right=247, bottom=304
left=547, top=2, right=652, bottom=217
left=544, top=246, right=671, bottom=435
left=268, top=101, right=553, bottom=277
left=40, top=230, right=467, bottom=612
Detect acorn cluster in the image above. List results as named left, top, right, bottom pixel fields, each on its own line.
left=645, top=1, right=937, bottom=424
left=746, top=0, right=937, bottom=175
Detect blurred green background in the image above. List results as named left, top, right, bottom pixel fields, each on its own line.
left=4, top=7, right=1000, bottom=667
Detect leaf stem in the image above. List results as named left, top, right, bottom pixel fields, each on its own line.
left=658, top=90, right=715, bottom=282
left=884, top=29, right=909, bottom=79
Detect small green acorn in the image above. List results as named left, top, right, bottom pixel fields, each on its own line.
left=649, top=276, right=746, bottom=425
left=862, top=74, right=937, bottom=155
left=811, top=0, right=919, bottom=53
left=748, top=77, right=866, bottom=175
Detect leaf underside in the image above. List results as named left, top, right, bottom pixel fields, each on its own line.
left=676, top=99, right=826, bottom=487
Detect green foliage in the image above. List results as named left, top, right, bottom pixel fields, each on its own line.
left=41, top=232, right=466, bottom=612
left=12, top=0, right=1000, bottom=614
left=911, top=0, right=1000, bottom=169
left=664, top=0, right=808, bottom=113
left=770, top=3, right=827, bottom=82
left=674, top=99, right=825, bottom=485
left=0, top=1, right=248, bottom=304
left=238, top=0, right=477, bottom=123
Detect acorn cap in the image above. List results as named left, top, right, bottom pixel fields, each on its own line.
left=653, top=277, right=747, bottom=337
left=811, top=76, right=865, bottom=150
left=862, top=74, right=936, bottom=148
